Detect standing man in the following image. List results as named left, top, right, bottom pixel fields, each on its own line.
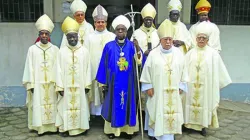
left=189, top=0, right=221, bottom=52
left=96, top=15, right=142, bottom=139
left=55, top=17, right=92, bottom=137
left=132, top=3, right=159, bottom=59
left=60, top=0, right=94, bottom=48
left=184, top=21, right=231, bottom=136
left=84, top=5, right=116, bottom=116
left=167, top=0, right=192, bottom=54
left=140, top=19, right=188, bottom=140
left=23, top=14, right=59, bottom=135
left=131, top=3, right=159, bottom=137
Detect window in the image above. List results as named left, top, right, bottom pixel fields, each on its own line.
left=0, top=0, right=44, bottom=22
left=190, top=0, right=250, bottom=25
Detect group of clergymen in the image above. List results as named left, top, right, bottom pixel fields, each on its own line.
left=22, top=0, right=232, bottom=139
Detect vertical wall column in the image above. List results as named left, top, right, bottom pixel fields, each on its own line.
left=43, top=0, right=54, bottom=21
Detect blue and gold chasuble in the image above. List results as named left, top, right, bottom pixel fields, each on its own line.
left=96, top=38, right=139, bottom=128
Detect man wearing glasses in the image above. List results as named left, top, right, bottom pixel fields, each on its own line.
left=184, top=21, right=231, bottom=136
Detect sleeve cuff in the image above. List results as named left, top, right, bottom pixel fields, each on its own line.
left=56, top=86, right=64, bottom=92
left=141, top=83, right=153, bottom=92
left=98, top=83, right=107, bottom=87
left=25, top=83, right=34, bottom=90
left=179, top=82, right=188, bottom=93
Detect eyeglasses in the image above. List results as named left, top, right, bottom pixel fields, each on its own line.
left=75, top=13, right=84, bottom=17
left=197, top=36, right=208, bottom=40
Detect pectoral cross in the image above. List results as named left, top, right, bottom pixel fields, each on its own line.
left=79, top=30, right=85, bottom=45
left=196, top=65, right=201, bottom=72
left=71, top=65, right=76, bottom=71
left=168, top=68, right=173, bottom=75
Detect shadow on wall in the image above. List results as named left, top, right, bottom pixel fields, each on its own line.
left=50, top=23, right=64, bottom=47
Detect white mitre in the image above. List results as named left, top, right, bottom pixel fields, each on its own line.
left=35, top=14, right=54, bottom=33
left=167, top=0, right=182, bottom=12
left=195, top=21, right=212, bottom=37
left=112, top=15, right=131, bottom=30
left=70, top=0, right=87, bottom=14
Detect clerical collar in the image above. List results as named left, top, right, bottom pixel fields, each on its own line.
left=36, top=42, right=51, bottom=50
left=39, top=41, right=48, bottom=47
left=140, top=25, right=155, bottom=34
left=36, top=42, right=51, bottom=51
left=94, top=29, right=107, bottom=34
left=171, top=19, right=180, bottom=25
left=118, top=39, right=125, bottom=43
left=160, top=44, right=173, bottom=54
left=68, top=43, right=81, bottom=50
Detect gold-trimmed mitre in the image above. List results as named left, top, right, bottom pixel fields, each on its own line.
left=195, top=0, right=211, bottom=14
left=92, top=5, right=108, bottom=21
left=61, top=16, right=80, bottom=35
left=141, top=3, right=157, bottom=19
left=157, top=19, right=175, bottom=39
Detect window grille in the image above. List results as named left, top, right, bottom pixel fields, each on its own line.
left=190, top=0, right=250, bottom=25
left=0, top=0, right=44, bottom=22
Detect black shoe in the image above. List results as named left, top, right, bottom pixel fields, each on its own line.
left=107, top=134, right=115, bottom=139
left=148, top=136, right=157, bottom=140
left=37, top=133, right=44, bottom=137
left=201, top=128, right=207, bottom=136
left=82, top=130, right=88, bottom=135
left=59, top=132, right=69, bottom=137
left=124, top=134, right=133, bottom=139
left=182, top=125, right=187, bottom=132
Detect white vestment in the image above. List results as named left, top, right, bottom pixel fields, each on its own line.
left=55, top=45, right=92, bottom=136
left=83, top=29, right=116, bottom=115
left=132, top=26, right=159, bottom=52
left=140, top=46, right=188, bottom=137
left=172, top=20, right=192, bottom=54
left=189, top=21, right=221, bottom=52
left=60, top=20, right=94, bottom=48
left=23, top=42, right=59, bottom=134
left=184, top=46, right=231, bottom=130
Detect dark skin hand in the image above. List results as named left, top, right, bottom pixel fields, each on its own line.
left=30, top=88, right=34, bottom=93
left=133, top=39, right=141, bottom=59
left=59, top=91, right=64, bottom=96
left=143, top=49, right=151, bottom=56
left=173, top=40, right=185, bottom=47
left=85, top=89, right=90, bottom=94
